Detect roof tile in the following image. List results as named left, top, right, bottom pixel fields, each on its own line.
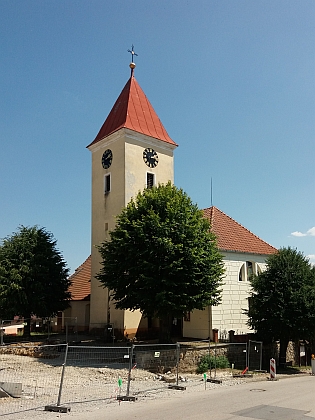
left=203, top=206, right=277, bottom=255
left=68, top=256, right=91, bottom=301
left=87, top=76, right=177, bottom=147
left=70, top=208, right=276, bottom=299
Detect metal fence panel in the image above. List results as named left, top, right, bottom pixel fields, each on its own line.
left=0, top=344, right=66, bottom=417
left=134, top=344, right=178, bottom=372
left=125, top=344, right=180, bottom=397
left=225, top=343, right=248, bottom=370
left=60, top=345, right=132, bottom=404
left=248, top=340, right=263, bottom=371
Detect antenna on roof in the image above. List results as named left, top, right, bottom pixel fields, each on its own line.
left=210, top=177, right=213, bottom=207
left=128, top=44, right=138, bottom=76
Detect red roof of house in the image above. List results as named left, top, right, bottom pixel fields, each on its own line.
left=87, top=75, right=177, bottom=147
left=203, top=206, right=277, bottom=255
left=68, top=256, right=91, bottom=301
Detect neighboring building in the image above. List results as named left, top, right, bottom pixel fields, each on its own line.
left=62, top=256, right=91, bottom=332
left=68, top=56, right=277, bottom=340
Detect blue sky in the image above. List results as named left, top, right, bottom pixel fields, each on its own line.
left=1, top=0, right=314, bottom=272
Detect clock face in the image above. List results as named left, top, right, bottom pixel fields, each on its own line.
left=102, top=149, right=113, bottom=169
left=143, top=148, right=159, bottom=168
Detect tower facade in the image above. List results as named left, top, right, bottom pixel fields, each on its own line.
left=87, top=65, right=178, bottom=336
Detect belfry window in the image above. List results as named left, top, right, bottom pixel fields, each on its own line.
left=146, top=173, right=155, bottom=189
left=104, top=174, right=111, bottom=194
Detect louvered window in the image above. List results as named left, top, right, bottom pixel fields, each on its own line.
left=104, top=174, right=111, bottom=194
left=147, top=173, right=155, bottom=189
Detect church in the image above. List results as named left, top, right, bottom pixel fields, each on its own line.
left=65, top=54, right=277, bottom=341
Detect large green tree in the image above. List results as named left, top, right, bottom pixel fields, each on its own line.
left=246, top=247, right=315, bottom=367
left=0, top=226, right=71, bottom=336
left=97, top=182, right=225, bottom=342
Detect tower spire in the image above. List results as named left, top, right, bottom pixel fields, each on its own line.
left=128, top=44, right=138, bottom=76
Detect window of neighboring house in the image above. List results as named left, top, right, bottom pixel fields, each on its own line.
left=104, top=173, right=111, bottom=194
left=146, top=172, right=155, bottom=189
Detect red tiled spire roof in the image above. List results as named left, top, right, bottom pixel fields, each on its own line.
left=203, top=206, right=277, bottom=255
left=68, top=256, right=91, bottom=301
left=88, top=75, right=177, bottom=147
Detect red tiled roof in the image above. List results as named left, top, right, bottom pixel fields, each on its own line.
left=68, top=256, right=91, bottom=301
left=203, top=206, right=277, bottom=255
left=71, top=209, right=276, bottom=298
left=87, top=75, right=177, bottom=148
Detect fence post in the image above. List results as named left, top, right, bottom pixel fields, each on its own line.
left=45, top=344, right=70, bottom=413
left=248, top=341, right=251, bottom=370
left=176, top=342, right=180, bottom=386
left=168, top=343, right=186, bottom=391
left=126, top=344, right=134, bottom=397
left=0, top=320, right=3, bottom=346
left=214, top=341, right=217, bottom=378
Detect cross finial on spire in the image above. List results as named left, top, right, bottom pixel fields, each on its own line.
left=128, top=44, right=138, bottom=62
left=128, top=45, right=138, bottom=76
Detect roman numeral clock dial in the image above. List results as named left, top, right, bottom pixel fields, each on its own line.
left=143, top=148, right=159, bottom=168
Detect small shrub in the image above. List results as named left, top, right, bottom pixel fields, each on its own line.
left=196, top=354, right=230, bottom=373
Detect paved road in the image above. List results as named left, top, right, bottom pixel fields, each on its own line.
left=68, top=374, right=315, bottom=420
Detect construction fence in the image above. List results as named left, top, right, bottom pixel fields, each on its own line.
left=0, top=341, right=262, bottom=417
left=0, top=343, right=182, bottom=417
left=182, top=340, right=263, bottom=372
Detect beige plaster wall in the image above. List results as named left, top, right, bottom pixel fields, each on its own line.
left=124, top=309, right=143, bottom=338
left=88, top=128, right=176, bottom=331
left=69, top=301, right=90, bottom=327
left=183, top=307, right=211, bottom=339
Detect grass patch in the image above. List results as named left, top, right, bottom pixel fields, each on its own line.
left=196, top=354, right=230, bottom=373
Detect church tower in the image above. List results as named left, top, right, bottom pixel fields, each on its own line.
left=87, top=54, right=178, bottom=336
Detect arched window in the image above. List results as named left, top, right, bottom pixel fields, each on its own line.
left=239, top=261, right=258, bottom=281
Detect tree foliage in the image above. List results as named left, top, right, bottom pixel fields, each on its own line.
left=97, top=183, right=224, bottom=336
left=0, top=226, right=71, bottom=330
left=246, top=247, right=315, bottom=365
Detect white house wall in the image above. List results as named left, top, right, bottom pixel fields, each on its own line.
left=183, top=251, right=267, bottom=340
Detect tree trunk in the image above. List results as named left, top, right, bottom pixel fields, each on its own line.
left=279, top=337, right=289, bottom=368
left=159, top=314, right=172, bottom=343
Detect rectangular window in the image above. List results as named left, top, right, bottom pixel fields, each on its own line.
left=104, top=174, right=111, bottom=194
left=147, top=173, right=155, bottom=189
